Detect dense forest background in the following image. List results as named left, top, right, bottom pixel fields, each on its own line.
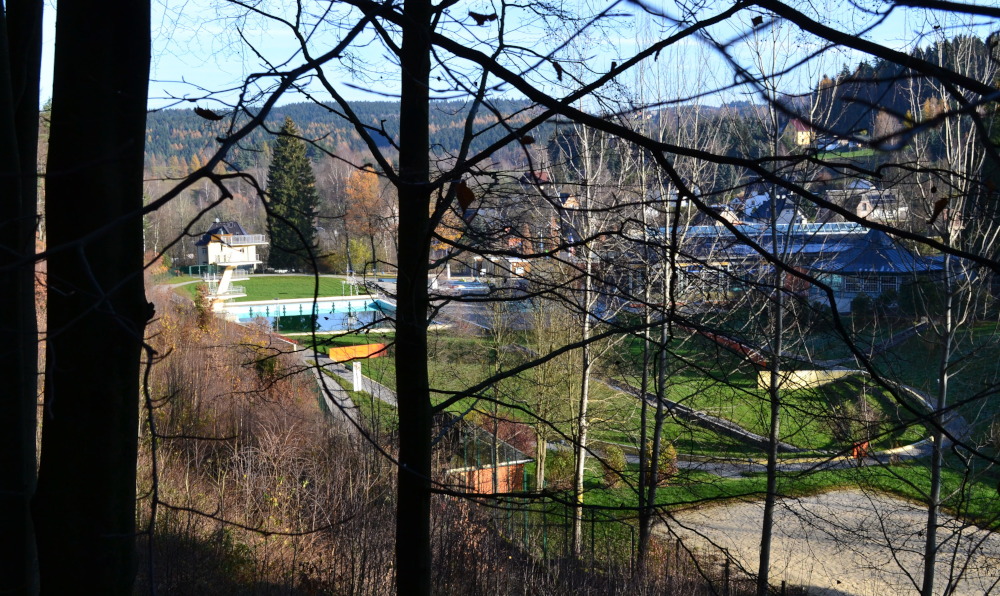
left=145, top=99, right=553, bottom=176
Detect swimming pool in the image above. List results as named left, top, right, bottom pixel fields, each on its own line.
left=226, top=297, right=395, bottom=332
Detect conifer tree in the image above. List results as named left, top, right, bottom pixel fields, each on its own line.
left=266, top=117, right=319, bottom=270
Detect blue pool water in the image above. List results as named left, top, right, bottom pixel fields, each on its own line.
left=227, top=298, right=395, bottom=332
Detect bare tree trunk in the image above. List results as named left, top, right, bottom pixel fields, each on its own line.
left=640, top=187, right=673, bottom=569
left=32, top=2, right=150, bottom=593
left=922, top=249, right=954, bottom=596
left=645, top=320, right=668, bottom=547
left=635, top=273, right=653, bottom=571
left=394, top=0, right=432, bottom=591
left=756, top=330, right=782, bottom=596
left=757, top=186, right=785, bottom=596
left=0, top=1, right=42, bottom=592
left=571, top=261, right=593, bottom=557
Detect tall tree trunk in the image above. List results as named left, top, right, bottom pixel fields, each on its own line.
left=0, top=1, right=42, bottom=593
left=646, top=321, right=669, bottom=526
left=922, top=249, right=954, bottom=596
left=394, top=0, right=432, bottom=591
left=32, top=2, right=150, bottom=594
left=756, top=344, right=782, bottom=596
left=640, top=188, right=675, bottom=570
left=635, top=296, right=653, bottom=571
left=757, top=197, right=785, bottom=596
left=571, top=255, right=593, bottom=557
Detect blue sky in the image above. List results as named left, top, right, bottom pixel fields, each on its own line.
left=37, top=0, right=998, bottom=109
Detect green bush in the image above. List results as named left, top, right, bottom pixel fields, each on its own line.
left=850, top=292, right=874, bottom=320
left=601, top=444, right=627, bottom=489
left=898, top=279, right=945, bottom=318
left=644, top=442, right=678, bottom=487
left=546, top=450, right=574, bottom=491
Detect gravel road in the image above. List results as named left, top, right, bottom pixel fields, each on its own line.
left=660, top=490, right=1000, bottom=596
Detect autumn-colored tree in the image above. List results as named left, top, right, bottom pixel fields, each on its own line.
left=431, top=205, right=464, bottom=252
left=344, top=166, right=384, bottom=273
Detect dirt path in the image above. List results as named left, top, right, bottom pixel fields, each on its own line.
left=659, top=490, right=1000, bottom=595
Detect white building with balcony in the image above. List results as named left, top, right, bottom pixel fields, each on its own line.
left=195, top=220, right=268, bottom=310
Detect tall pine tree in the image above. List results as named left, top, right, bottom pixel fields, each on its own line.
left=266, top=117, right=319, bottom=270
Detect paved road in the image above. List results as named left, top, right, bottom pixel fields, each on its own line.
left=310, top=349, right=398, bottom=407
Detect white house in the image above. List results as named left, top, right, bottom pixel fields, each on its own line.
left=195, top=220, right=268, bottom=310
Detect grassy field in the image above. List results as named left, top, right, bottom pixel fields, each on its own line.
left=873, top=322, right=1000, bottom=406
left=340, top=329, right=925, bottom=456
left=583, top=451, right=1000, bottom=526
left=817, top=148, right=876, bottom=159
left=318, top=367, right=398, bottom=436
left=313, top=329, right=1000, bottom=531
left=175, top=274, right=997, bottom=518
left=176, top=275, right=353, bottom=302
left=617, top=330, right=928, bottom=451
left=306, top=332, right=396, bottom=352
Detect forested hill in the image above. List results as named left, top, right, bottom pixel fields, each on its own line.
left=814, top=34, right=996, bottom=138
left=145, top=99, right=549, bottom=174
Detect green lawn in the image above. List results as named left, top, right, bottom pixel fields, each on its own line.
left=304, top=323, right=1000, bottom=540
left=817, top=148, right=876, bottom=159
left=577, top=448, right=1000, bottom=529
left=797, top=319, right=913, bottom=362
left=176, top=275, right=354, bottom=302
left=665, top=375, right=925, bottom=451
left=337, top=325, right=930, bottom=457
left=874, top=323, right=1000, bottom=392
left=318, top=367, right=398, bottom=436
left=312, top=328, right=1000, bottom=532
left=235, top=276, right=352, bottom=301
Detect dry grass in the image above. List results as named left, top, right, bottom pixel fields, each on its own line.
left=134, top=293, right=786, bottom=595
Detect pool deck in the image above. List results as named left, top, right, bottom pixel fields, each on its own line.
left=232, top=295, right=386, bottom=308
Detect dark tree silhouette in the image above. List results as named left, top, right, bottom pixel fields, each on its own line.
left=0, top=0, right=42, bottom=592
left=30, top=1, right=151, bottom=594
left=265, top=116, right=319, bottom=271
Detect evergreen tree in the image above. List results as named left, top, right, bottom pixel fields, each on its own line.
left=266, top=117, right=319, bottom=270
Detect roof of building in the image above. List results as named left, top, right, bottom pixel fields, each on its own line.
left=519, top=170, right=551, bottom=186
left=809, top=229, right=939, bottom=275
left=747, top=196, right=791, bottom=221
left=434, top=412, right=533, bottom=472
left=648, top=223, right=938, bottom=278
left=195, top=220, right=249, bottom=246
left=788, top=118, right=813, bottom=133
left=845, top=179, right=875, bottom=190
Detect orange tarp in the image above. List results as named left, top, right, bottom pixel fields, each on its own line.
left=328, top=343, right=387, bottom=362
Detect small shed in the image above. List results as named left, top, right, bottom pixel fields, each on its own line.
left=435, top=413, right=533, bottom=495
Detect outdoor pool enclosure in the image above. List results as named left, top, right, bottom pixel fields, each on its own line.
left=225, top=298, right=396, bottom=333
